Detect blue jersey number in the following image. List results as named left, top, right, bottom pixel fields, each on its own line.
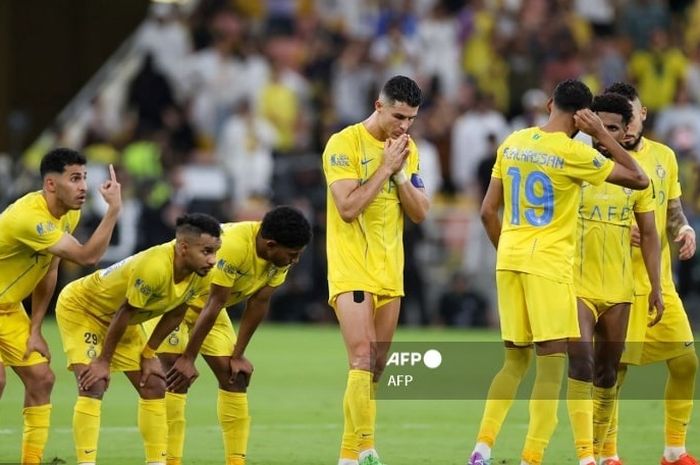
left=506, top=167, right=554, bottom=226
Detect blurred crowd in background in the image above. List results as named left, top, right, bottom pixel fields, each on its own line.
left=1, top=0, right=699, bottom=327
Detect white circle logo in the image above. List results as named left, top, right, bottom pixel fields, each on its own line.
left=423, top=349, right=442, bottom=369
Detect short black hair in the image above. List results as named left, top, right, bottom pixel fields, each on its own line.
left=40, top=148, right=86, bottom=178
left=260, top=206, right=312, bottom=249
left=552, top=79, right=593, bottom=112
left=604, top=82, right=638, bottom=102
left=381, top=75, right=423, bottom=107
left=176, top=213, right=222, bottom=238
left=591, top=93, right=633, bottom=125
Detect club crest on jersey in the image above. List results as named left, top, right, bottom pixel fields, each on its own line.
left=86, top=347, right=97, bottom=359
left=168, top=334, right=180, bottom=345
left=622, top=187, right=633, bottom=197
left=656, top=164, right=666, bottom=179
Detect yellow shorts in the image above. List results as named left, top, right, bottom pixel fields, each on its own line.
left=142, top=307, right=236, bottom=357
left=56, top=299, right=145, bottom=372
left=329, top=292, right=400, bottom=313
left=0, top=305, right=48, bottom=367
left=621, top=291, right=695, bottom=365
left=578, top=297, right=629, bottom=322
left=496, top=270, right=579, bottom=344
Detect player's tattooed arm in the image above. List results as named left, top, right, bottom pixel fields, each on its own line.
left=667, top=198, right=689, bottom=238
left=667, top=198, right=696, bottom=260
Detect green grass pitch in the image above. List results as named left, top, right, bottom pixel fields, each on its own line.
left=0, top=320, right=697, bottom=464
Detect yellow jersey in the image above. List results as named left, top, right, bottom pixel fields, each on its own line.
left=0, top=191, right=80, bottom=308
left=58, top=242, right=210, bottom=325
left=494, top=127, right=614, bottom=283
left=574, top=181, right=655, bottom=301
left=323, top=122, right=420, bottom=299
left=189, top=221, right=289, bottom=310
left=630, top=138, right=682, bottom=295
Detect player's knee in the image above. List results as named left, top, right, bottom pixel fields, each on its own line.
left=668, top=352, right=699, bottom=380
left=348, top=343, right=372, bottom=371
left=221, top=375, right=248, bottom=393
left=42, top=369, right=56, bottom=392
left=138, top=376, right=166, bottom=399
left=567, top=353, right=594, bottom=382
left=27, top=366, right=55, bottom=396
left=594, top=364, right=618, bottom=389
left=79, top=380, right=107, bottom=400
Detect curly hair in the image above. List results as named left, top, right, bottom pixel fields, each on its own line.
left=604, top=82, right=639, bottom=102
left=260, top=206, right=312, bottom=249
left=552, top=79, right=593, bottom=113
left=40, top=148, right=86, bottom=178
left=591, top=93, right=633, bottom=125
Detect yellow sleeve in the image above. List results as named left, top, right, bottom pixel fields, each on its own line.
left=210, top=239, right=247, bottom=289
left=406, top=139, right=425, bottom=189
left=634, top=182, right=656, bottom=213
left=322, top=131, right=360, bottom=185
left=491, top=143, right=504, bottom=179
left=668, top=150, right=682, bottom=200
left=14, top=216, right=67, bottom=252
left=126, top=254, right=167, bottom=309
left=268, top=266, right=290, bottom=288
left=566, top=142, right=614, bottom=186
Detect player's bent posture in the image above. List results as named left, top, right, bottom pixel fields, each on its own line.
left=0, top=148, right=121, bottom=464
left=569, top=94, right=663, bottom=460
left=598, top=82, right=698, bottom=465
left=56, top=214, right=221, bottom=465
left=470, top=80, right=649, bottom=465
left=323, top=75, right=429, bottom=465
left=157, top=206, right=311, bottom=465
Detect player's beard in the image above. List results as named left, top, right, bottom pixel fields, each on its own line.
left=622, top=130, right=643, bottom=151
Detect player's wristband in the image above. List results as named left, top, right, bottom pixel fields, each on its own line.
left=392, top=168, right=409, bottom=185
left=678, top=224, right=695, bottom=236
left=142, top=345, right=157, bottom=359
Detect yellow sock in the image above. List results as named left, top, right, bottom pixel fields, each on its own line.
left=21, top=404, right=51, bottom=464
left=218, top=390, right=250, bottom=465
left=592, top=385, right=616, bottom=456
left=346, top=369, right=375, bottom=452
left=165, top=392, right=187, bottom=465
left=340, top=387, right=359, bottom=460
left=74, top=396, right=101, bottom=463
left=477, top=348, right=532, bottom=446
left=601, top=366, right=626, bottom=458
left=522, top=354, right=565, bottom=465
left=665, top=353, right=698, bottom=447
left=138, top=398, right=167, bottom=463
left=567, top=378, right=593, bottom=461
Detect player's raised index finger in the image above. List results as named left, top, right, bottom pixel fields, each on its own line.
left=108, top=164, right=117, bottom=181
